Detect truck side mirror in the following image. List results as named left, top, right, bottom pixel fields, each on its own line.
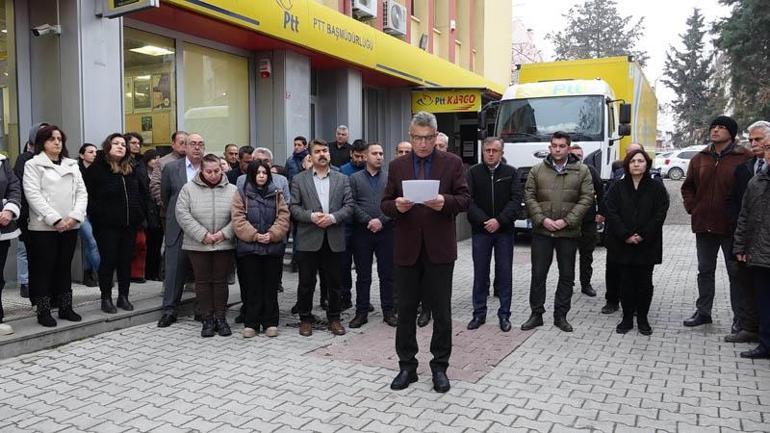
left=618, top=124, right=631, bottom=137
left=478, top=101, right=500, bottom=140
left=619, top=103, right=632, bottom=124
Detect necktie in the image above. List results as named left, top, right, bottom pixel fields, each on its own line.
left=418, top=158, right=426, bottom=180
left=756, top=159, right=765, bottom=175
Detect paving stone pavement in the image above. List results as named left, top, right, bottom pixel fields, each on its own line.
left=1, top=219, right=769, bottom=432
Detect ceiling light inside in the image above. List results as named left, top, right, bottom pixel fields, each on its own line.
left=129, top=45, right=174, bottom=56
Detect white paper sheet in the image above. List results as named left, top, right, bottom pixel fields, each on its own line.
left=402, top=180, right=440, bottom=203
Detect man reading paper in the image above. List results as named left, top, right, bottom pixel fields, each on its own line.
left=381, top=111, right=470, bottom=393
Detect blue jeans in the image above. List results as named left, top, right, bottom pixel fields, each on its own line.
left=471, top=231, right=514, bottom=320
left=16, top=240, right=28, bottom=285
left=79, top=217, right=100, bottom=272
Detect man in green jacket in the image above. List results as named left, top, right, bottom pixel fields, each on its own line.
left=522, top=131, right=594, bottom=332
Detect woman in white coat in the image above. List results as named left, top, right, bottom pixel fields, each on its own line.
left=23, top=125, right=88, bottom=327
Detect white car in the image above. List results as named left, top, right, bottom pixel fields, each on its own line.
left=653, top=151, right=674, bottom=170
left=658, top=146, right=706, bottom=180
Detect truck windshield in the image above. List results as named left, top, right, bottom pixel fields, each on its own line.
left=495, top=95, right=604, bottom=142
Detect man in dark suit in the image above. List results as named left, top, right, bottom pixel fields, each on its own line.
left=157, top=133, right=204, bottom=327
left=226, top=145, right=254, bottom=185
left=290, top=139, right=354, bottom=337
left=349, top=143, right=396, bottom=328
left=382, top=111, right=470, bottom=393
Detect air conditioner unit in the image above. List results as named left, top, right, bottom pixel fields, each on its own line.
left=383, top=0, right=407, bottom=36
left=352, top=0, right=378, bottom=19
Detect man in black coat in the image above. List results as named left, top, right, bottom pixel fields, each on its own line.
left=724, top=120, right=769, bottom=343
left=466, top=137, right=522, bottom=332
left=569, top=145, right=605, bottom=297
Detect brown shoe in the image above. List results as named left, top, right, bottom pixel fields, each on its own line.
left=299, top=321, right=313, bottom=337
left=328, top=320, right=346, bottom=336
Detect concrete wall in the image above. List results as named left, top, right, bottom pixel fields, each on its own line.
left=255, top=49, right=311, bottom=165
left=317, top=69, right=362, bottom=142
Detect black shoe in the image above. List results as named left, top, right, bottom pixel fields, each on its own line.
left=432, top=370, right=450, bottom=393
left=157, top=314, right=177, bottom=328
left=467, top=317, right=485, bottom=330
left=390, top=370, right=418, bottom=390
left=320, top=299, right=329, bottom=311
left=234, top=314, right=244, bottom=324
left=740, top=347, right=770, bottom=359
left=499, top=317, right=512, bottom=332
left=19, top=284, right=29, bottom=298
left=291, top=304, right=299, bottom=315
left=683, top=312, right=712, bottom=327
left=383, top=312, right=398, bottom=327
left=637, top=319, right=652, bottom=336
left=116, top=295, right=134, bottom=311
left=581, top=285, right=597, bottom=297
left=37, top=311, right=57, bottom=327
left=417, top=310, right=431, bottom=327
left=725, top=330, right=760, bottom=343
left=215, top=318, right=232, bottom=336
left=349, top=312, right=368, bottom=328
left=601, top=302, right=619, bottom=314
left=616, top=317, right=634, bottom=334
left=554, top=316, right=573, bottom=332
left=520, top=313, right=543, bottom=331
left=58, top=308, right=82, bottom=322
left=130, top=277, right=146, bottom=284
left=368, top=303, right=375, bottom=313
left=201, top=319, right=216, bottom=337
left=101, top=298, right=117, bottom=314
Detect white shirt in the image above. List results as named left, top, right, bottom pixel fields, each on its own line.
left=312, top=169, right=331, bottom=214
left=185, top=157, right=199, bottom=182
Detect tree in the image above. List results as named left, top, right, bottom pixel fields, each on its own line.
left=662, top=8, right=720, bottom=146
left=548, top=0, right=648, bottom=66
left=714, top=0, right=770, bottom=129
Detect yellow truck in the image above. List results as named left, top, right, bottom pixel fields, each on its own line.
left=488, top=56, right=657, bottom=181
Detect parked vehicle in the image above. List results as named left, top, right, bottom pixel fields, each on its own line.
left=659, top=146, right=705, bottom=180
left=653, top=151, right=674, bottom=170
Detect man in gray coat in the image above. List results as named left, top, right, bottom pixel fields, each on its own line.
left=290, top=139, right=354, bottom=337
left=157, top=133, right=204, bottom=327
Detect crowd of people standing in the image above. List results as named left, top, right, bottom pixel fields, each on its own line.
left=0, top=112, right=767, bottom=395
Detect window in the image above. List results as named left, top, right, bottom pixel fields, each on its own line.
left=123, top=28, right=177, bottom=149
left=678, top=151, right=698, bottom=159
left=183, top=43, right=249, bottom=155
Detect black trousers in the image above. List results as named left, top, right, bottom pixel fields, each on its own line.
left=619, top=264, right=654, bottom=320
left=296, top=237, right=342, bottom=322
left=395, top=247, right=454, bottom=373
left=0, top=240, right=10, bottom=321
left=577, top=222, right=597, bottom=288
left=145, top=226, right=164, bottom=281
left=26, top=230, right=78, bottom=303
left=93, top=225, right=137, bottom=298
left=751, top=267, right=770, bottom=352
left=605, top=257, right=621, bottom=304
left=239, top=254, right=282, bottom=329
left=736, top=262, right=759, bottom=333
left=529, top=234, right=578, bottom=318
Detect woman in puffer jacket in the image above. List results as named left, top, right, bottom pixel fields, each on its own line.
left=83, top=133, right=146, bottom=314
left=232, top=160, right=290, bottom=338
left=176, top=154, right=237, bottom=337
left=23, top=125, right=88, bottom=327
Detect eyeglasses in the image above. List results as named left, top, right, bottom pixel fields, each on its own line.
left=410, top=134, right=437, bottom=142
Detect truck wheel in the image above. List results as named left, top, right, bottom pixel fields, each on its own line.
left=668, top=167, right=684, bottom=180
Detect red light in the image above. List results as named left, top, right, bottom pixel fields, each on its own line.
left=664, top=159, right=670, bottom=165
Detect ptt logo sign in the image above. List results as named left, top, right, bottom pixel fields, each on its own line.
left=413, top=91, right=480, bottom=113
left=276, top=0, right=299, bottom=32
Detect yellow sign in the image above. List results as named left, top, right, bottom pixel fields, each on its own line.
left=411, top=89, right=482, bottom=113
left=163, top=0, right=504, bottom=94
